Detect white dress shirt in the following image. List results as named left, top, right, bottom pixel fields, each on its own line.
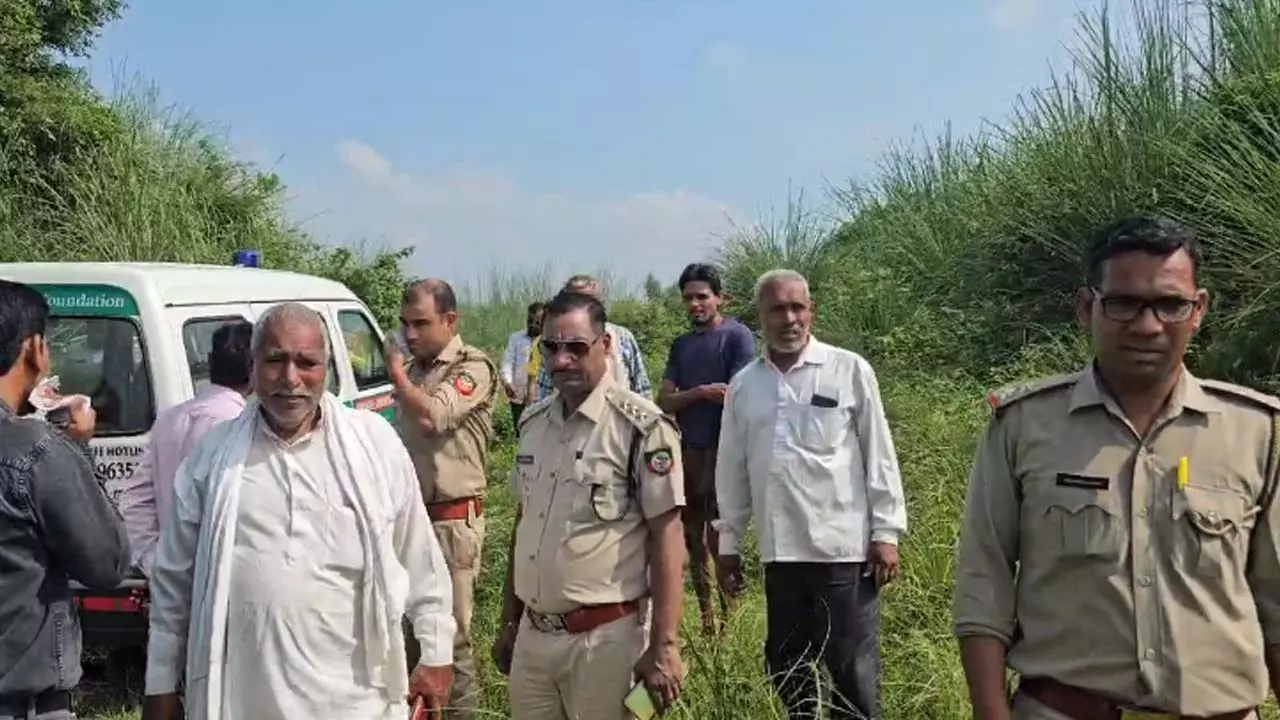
left=714, top=338, right=908, bottom=564
left=501, top=330, right=537, bottom=400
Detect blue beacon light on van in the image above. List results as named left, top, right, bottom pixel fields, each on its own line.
left=232, top=250, right=261, bottom=268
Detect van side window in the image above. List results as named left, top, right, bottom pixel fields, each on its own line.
left=183, top=317, right=245, bottom=393
left=185, top=315, right=339, bottom=395
left=47, top=317, right=155, bottom=436
left=338, top=310, right=389, bottom=391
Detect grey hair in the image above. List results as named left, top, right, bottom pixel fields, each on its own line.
left=251, top=302, right=331, bottom=358
left=564, top=273, right=604, bottom=297
left=752, top=268, right=810, bottom=306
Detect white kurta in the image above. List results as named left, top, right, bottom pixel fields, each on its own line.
left=144, top=400, right=457, bottom=720
left=222, top=422, right=397, bottom=718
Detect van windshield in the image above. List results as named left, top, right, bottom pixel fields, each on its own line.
left=46, top=317, right=155, bottom=436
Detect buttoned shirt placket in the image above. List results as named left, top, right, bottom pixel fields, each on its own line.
left=1099, top=393, right=1185, bottom=700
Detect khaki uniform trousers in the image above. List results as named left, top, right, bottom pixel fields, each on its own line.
left=405, top=512, right=485, bottom=719
left=508, top=612, right=647, bottom=720
left=1011, top=692, right=1259, bottom=720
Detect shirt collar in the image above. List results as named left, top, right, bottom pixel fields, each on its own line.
left=437, top=335, right=463, bottom=363
left=1069, top=362, right=1222, bottom=416
left=763, top=335, right=826, bottom=374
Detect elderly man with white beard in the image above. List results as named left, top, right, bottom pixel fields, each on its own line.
left=714, top=269, right=909, bottom=720
left=141, top=302, right=456, bottom=720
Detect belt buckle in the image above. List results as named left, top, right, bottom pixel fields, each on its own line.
left=527, top=610, right=568, bottom=635
left=1119, top=710, right=1175, bottom=720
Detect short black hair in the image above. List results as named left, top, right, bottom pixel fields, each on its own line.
left=527, top=301, right=546, bottom=315
left=403, top=278, right=458, bottom=314
left=1086, top=215, right=1203, bottom=286
left=208, top=321, right=254, bottom=389
left=544, top=290, right=607, bottom=336
left=677, top=263, right=723, bottom=295
left=0, top=280, right=50, bottom=377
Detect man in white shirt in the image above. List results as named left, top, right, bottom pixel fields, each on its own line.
left=141, top=303, right=456, bottom=720
left=715, top=269, right=908, bottom=720
left=499, top=301, right=544, bottom=435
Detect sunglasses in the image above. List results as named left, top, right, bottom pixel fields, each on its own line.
left=540, top=334, right=604, bottom=358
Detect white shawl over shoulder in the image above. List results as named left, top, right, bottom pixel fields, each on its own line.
left=144, top=393, right=454, bottom=719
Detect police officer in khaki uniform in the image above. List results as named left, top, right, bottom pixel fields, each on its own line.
left=953, top=216, right=1280, bottom=720
left=491, top=290, right=688, bottom=720
left=387, top=278, right=497, bottom=719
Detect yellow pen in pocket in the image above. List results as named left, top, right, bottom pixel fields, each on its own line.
left=1177, top=456, right=1189, bottom=490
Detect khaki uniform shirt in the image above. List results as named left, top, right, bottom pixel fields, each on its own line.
left=511, top=373, right=685, bottom=615
left=952, top=364, right=1280, bottom=716
left=396, top=335, right=497, bottom=504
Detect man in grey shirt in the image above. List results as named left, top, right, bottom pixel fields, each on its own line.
left=0, top=280, right=131, bottom=720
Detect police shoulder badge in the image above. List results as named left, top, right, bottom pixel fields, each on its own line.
left=645, top=448, right=674, bottom=476
left=452, top=370, right=477, bottom=397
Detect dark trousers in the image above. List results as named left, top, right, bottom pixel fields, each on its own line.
left=764, top=562, right=881, bottom=720
left=510, top=402, right=525, bottom=436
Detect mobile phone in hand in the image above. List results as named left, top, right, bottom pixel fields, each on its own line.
left=623, top=680, right=658, bottom=720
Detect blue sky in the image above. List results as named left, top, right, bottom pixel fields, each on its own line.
left=84, top=0, right=1102, bottom=289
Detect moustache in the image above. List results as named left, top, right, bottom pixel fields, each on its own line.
left=269, top=391, right=315, bottom=399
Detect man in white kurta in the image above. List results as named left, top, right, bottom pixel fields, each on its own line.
left=142, top=302, right=456, bottom=720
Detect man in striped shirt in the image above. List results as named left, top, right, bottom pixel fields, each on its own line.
left=531, top=275, right=650, bottom=402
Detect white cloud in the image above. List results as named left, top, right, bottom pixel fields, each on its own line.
left=988, top=0, right=1043, bottom=32
left=295, top=140, right=740, bottom=291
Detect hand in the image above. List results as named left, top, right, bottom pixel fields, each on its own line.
left=140, top=693, right=183, bottom=720
left=408, top=663, right=454, bottom=716
left=698, top=383, right=729, bottom=404
left=502, top=381, right=519, bottom=402
left=634, top=641, right=685, bottom=713
left=868, top=541, right=901, bottom=586
left=66, top=396, right=96, bottom=444
left=491, top=621, right=518, bottom=676
left=385, top=337, right=411, bottom=388
left=716, top=554, right=745, bottom=598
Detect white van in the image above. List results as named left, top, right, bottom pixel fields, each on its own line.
left=0, top=256, right=398, bottom=650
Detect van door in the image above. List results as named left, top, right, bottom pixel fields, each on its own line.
left=333, top=302, right=396, bottom=421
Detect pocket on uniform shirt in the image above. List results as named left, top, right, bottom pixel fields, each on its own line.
left=1040, top=490, right=1122, bottom=562
left=1172, top=484, right=1256, bottom=578
left=325, top=505, right=366, bottom=571
left=572, top=460, right=633, bottom=524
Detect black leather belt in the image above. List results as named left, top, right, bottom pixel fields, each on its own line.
left=0, top=690, right=73, bottom=716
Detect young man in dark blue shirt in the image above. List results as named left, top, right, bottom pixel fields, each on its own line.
left=657, top=263, right=756, bottom=635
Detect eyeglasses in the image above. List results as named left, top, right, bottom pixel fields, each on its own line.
left=540, top=334, right=604, bottom=358
left=1092, top=289, right=1198, bottom=324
